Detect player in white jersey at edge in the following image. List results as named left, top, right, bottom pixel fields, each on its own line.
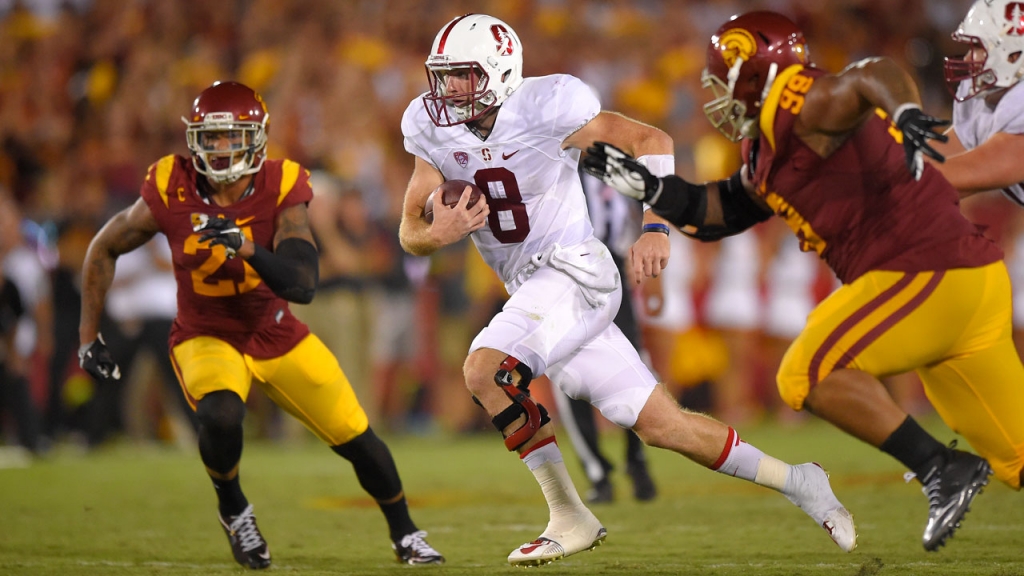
left=933, top=0, right=1024, bottom=204
left=398, top=13, right=856, bottom=566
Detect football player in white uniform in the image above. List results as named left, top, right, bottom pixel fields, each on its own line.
left=934, top=0, right=1024, bottom=386
left=399, top=13, right=856, bottom=566
left=934, top=0, right=1024, bottom=204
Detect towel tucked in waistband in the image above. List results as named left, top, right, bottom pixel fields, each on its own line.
left=519, top=240, right=620, bottom=308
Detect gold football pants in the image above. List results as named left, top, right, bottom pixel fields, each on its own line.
left=779, top=262, right=1024, bottom=488
left=171, top=333, right=369, bottom=446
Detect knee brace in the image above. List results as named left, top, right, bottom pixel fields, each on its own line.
left=490, top=356, right=551, bottom=451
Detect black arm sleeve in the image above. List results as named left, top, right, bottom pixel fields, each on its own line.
left=652, top=170, right=772, bottom=242
left=649, top=176, right=708, bottom=227
left=246, top=238, right=319, bottom=304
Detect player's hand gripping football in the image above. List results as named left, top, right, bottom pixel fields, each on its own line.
left=429, top=184, right=489, bottom=246
left=196, top=216, right=245, bottom=258
left=583, top=142, right=663, bottom=205
left=78, top=333, right=121, bottom=381
left=894, top=104, right=950, bottom=181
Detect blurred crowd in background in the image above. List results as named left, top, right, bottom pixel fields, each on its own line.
left=3, top=0, right=1022, bottom=458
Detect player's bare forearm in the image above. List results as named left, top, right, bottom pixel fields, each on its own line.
left=855, top=57, right=922, bottom=113
left=398, top=214, right=442, bottom=256
left=565, top=111, right=673, bottom=157
left=79, top=245, right=115, bottom=343
left=79, top=201, right=159, bottom=342
left=935, top=131, right=1024, bottom=194
left=802, top=57, right=922, bottom=134
left=399, top=156, right=447, bottom=256
left=643, top=210, right=671, bottom=228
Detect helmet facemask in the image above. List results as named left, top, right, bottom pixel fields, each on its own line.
left=183, top=114, right=267, bottom=184
left=423, top=59, right=495, bottom=127
left=702, top=60, right=751, bottom=142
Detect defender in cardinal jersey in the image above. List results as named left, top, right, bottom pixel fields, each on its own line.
left=587, top=10, right=1024, bottom=553
left=79, top=81, right=443, bottom=569
left=400, top=13, right=855, bottom=567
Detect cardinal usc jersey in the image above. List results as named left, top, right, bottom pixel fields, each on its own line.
left=746, top=65, right=1002, bottom=284
left=952, top=80, right=1024, bottom=206
left=402, top=74, right=599, bottom=293
left=139, top=155, right=312, bottom=358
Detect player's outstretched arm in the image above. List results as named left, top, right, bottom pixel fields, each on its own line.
left=79, top=198, right=160, bottom=379
left=800, top=57, right=948, bottom=179
left=566, top=111, right=675, bottom=282
left=563, top=111, right=672, bottom=159
left=584, top=142, right=771, bottom=242
left=933, top=129, right=1024, bottom=197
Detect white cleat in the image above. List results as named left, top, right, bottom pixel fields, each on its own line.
left=785, top=462, right=858, bottom=552
left=507, top=509, right=608, bottom=567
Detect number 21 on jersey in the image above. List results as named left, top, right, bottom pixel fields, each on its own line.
left=183, top=228, right=261, bottom=296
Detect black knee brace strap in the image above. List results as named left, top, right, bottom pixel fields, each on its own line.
left=491, top=356, right=550, bottom=451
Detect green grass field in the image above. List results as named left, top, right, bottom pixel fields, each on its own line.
left=1, top=416, right=1021, bottom=576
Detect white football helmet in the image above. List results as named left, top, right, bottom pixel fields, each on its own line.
left=422, top=13, right=524, bottom=127
left=945, top=0, right=1024, bottom=101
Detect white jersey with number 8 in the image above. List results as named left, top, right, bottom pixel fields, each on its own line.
left=403, top=74, right=599, bottom=294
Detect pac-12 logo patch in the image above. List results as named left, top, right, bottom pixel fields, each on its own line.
left=454, top=151, right=469, bottom=167
left=719, top=28, right=757, bottom=68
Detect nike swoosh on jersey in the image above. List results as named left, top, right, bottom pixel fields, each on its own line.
left=502, top=150, right=520, bottom=160
left=236, top=215, right=256, bottom=225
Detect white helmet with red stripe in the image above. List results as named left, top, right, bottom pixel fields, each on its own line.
left=422, top=13, right=524, bottom=127
left=944, top=0, right=1024, bottom=102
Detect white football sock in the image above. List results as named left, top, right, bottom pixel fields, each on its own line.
left=711, top=427, right=791, bottom=491
left=521, top=438, right=562, bottom=470
left=521, top=439, right=585, bottom=520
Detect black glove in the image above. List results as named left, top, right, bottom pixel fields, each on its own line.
left=583, top=142, right=663, bottom=205
left=894, top=105, right=950, bottom=181
left=196, top=215, right=245, bottom=258
left=78, top=334, right=121, bottom=381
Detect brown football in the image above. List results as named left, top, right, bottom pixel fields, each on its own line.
left=424, top=179, right=484, bottom=224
